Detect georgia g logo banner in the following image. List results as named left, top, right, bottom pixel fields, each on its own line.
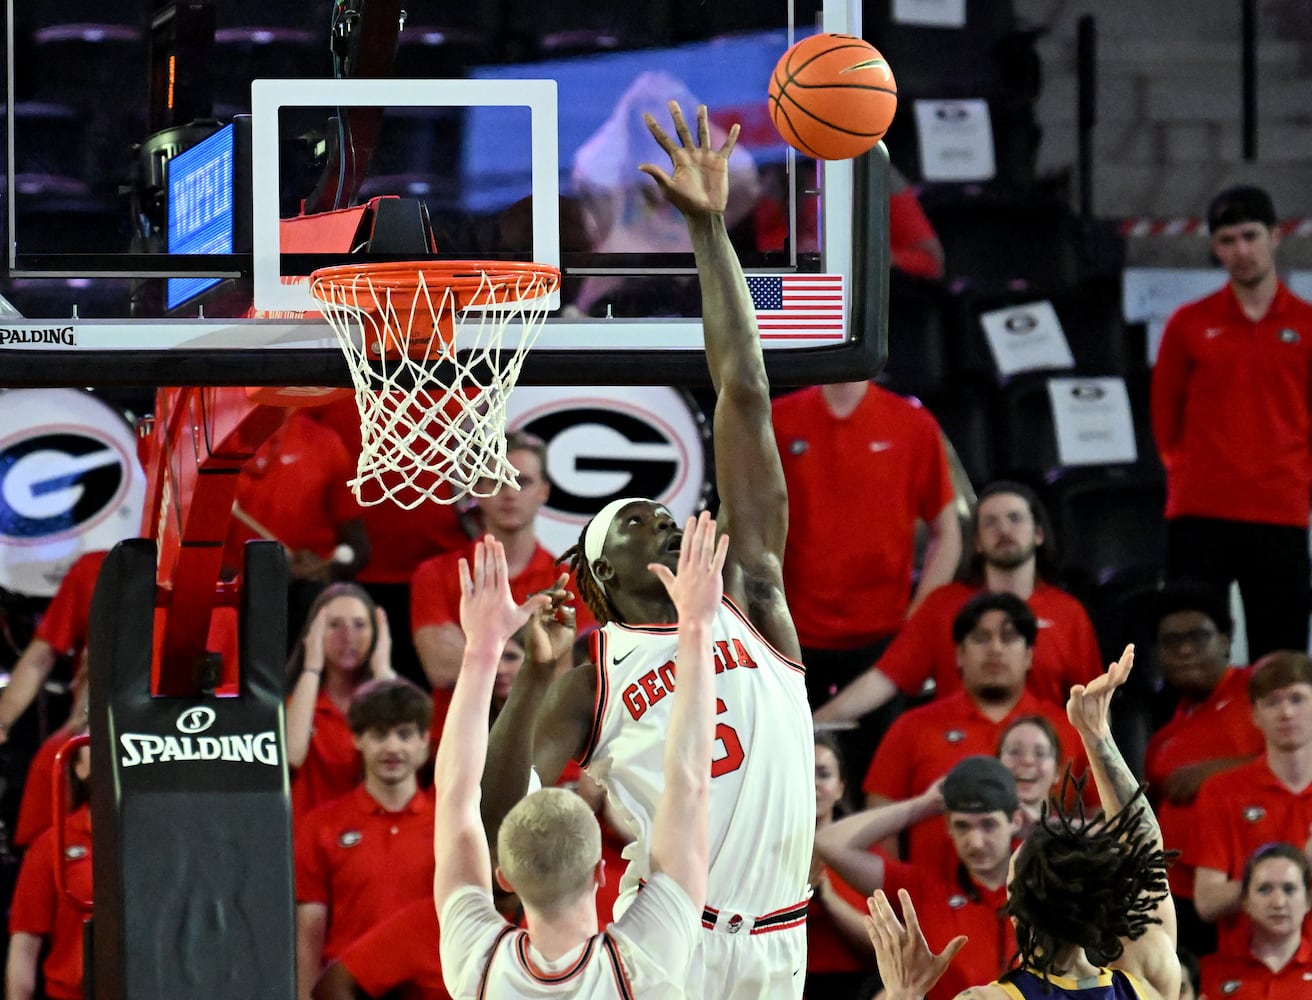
left=507, top=386, right=711, bottom=558
left=0, top=389, right=146, bottom=597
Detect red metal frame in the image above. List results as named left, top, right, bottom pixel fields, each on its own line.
left=138, top=387, right=287, bottom=697
left=52, top=732, right=93, bottom=913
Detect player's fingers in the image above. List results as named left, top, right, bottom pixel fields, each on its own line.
left=711, top=533, right=730, bottom=573
left=458, top=556, right=472, bottom=594
left=647, top=562, right=676, bottom=594
left=642, top=112, right=676, bottom=153
left=669, top=100, right=694, bottom=146
left=696, top=104, right=711, bottom=147
left=718, top=122, right=740, bottom=159
left=938, top=934, right=969, bottom=965
left=897, top=889, right=924, bottom=940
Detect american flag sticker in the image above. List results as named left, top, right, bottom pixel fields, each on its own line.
left=745, top=274, right=846, bottom=340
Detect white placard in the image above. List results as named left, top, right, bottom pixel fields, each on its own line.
left=1047, top=377, right=1138, bottom=466
left=914, top=99, right=995, bottom=182
left=978, top=301, right=1074, bottom=377
left=1121, top=268, right=1225, bottom=324
left=893, top=0, right=966, bottom=28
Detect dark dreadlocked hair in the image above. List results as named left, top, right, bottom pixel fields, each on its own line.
left=562, top=532, right=621, bottom=627
left=1006, top=769, right=1175, bottom=986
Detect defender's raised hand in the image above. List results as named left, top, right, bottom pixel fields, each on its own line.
left=639, top=101, right=739, bottom=218
left=865, top=889, right=967, bottom=1000
left=458, top=536, right=551, bottom=661
left=1067, top=643, right=1135, bottom=741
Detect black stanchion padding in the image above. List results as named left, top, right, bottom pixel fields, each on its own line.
left=89, top=540, right=294, bottom=1000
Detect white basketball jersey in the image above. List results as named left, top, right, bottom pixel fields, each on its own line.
left=581, top=596, right=814, bottom=917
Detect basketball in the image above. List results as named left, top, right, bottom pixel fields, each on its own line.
left=768, top=33, right=897, bottom=160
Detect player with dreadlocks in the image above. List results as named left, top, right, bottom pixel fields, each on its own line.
left=862, top=644, right=1182, bottom=1000
left=479, top=100, right=813, bottom=1000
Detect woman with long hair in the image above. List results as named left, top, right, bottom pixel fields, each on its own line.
left=286, top=582, right=395, bottom=821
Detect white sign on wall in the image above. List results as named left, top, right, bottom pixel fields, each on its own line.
left=1047, top=377, right=1138, bottom=466
left=914, top=99, right=995, bottom=182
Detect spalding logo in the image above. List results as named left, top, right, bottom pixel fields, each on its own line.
left=177, top=707, right=217, bottom=734
left=0, top=431, right=129, bottom=543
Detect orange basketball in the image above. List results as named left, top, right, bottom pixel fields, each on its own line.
left=768, top=33, right=897, bottom=160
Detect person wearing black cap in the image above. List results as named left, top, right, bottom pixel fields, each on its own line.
left=1151, top=184, right=1312, bottom=663
left=813, top=754, right=1022, bottom=1000
left=863, top=645, right=1181, bottom=1000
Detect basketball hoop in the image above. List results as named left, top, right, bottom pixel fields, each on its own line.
left=308, top=260, right=560, bottom=508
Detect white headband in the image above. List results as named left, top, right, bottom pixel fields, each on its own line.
left=584, top=497, right=648, bottom=565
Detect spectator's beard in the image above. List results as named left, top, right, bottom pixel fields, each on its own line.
left=973, top=683, right=1018, bottom=705
left=985, top=543, right=1035, bottom=571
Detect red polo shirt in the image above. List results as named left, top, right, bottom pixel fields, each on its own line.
left=34, top=551, right=107, bottom=655
left=772, top=384, right=954, bottom=647
left=807, top=866, right=877, bottom=976
left=1188, top=758, right=1312, bottom=956
left=290, top=692, right=360, bottom=825
left=1201, top=936, right=1312, bottom=1000
left=295, top=785, right=436, bottom=963
left=880, top=859, right=1016, bottom=1000
left=863, top=689, right=1087, bottom=868
left=1143, top=666, right=1263, bottom=896
left=875, top=581, right=1102, bottom=708
left=9, top=805, right=92, bottom=1000
left=337, top=897, right=451, bottom=1000
left=1152, top=281, right=1312, bottom=526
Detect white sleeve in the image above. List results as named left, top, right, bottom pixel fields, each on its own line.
left=438, top=886, right=511, bottom=998
left=605, top=872, right=699, bottom=993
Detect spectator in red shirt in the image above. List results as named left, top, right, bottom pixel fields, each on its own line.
left=860, top=592, right=1087, bottom=866
left=774, top=380, right=961, bottom=785
left=996, top=715, right=1062, bottom=842
left=0, top=550, right=105, bottom=743
left=1200, top=842, right=1312, bottom=1000
left=286, top=583, right=396, bottom=823
left=224, top=409, right=370, bottom=641
left=1152, top=185, right=1312, bottom=661
left=295, top=678, right=433, bottom=1000
left=1190, top=651, right=1312, bottom=957
left=815, top=481, right=1100, bottom=728
left=1144, top=580, right=1263, bottom=955
left=816, top=755, right=1022, bottom=1000
left=807, top=732, right=877, bottom=998
left=5, top=741, right=91, bottom=1000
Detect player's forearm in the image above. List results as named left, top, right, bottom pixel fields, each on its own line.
left=1082, top=729, right=1162, bottom=848
left=662, top=620, right=714, bottom=813
left=434, top=641, right=501, bottom=818
left=481, top=648, right=558, bottom=841
left=814, top=668, right=897, bottom=724
left=686, top=212, right=764, bottom=395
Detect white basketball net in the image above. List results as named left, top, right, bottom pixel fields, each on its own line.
left=309, top=264, right=559, bottom=509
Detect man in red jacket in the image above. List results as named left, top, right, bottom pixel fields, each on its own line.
left=1151, top=185, right=1312, bottom=661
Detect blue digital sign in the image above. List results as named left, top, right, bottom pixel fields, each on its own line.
left=166, top=124, right=234, bottom=309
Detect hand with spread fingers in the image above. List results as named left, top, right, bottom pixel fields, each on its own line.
left=639, top=101, right=739, bottom=219
left=865, top=889, right=967, bottom=1000
left=457, top=535, right=552, bottom=665
left=523, top=572, right=577, bottom=667
left=647, top=510, right=728, bottom=631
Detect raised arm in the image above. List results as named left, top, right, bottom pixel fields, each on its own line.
left=1066, top=645, right=1180, bottom=999
left=480, top=576, right=579, bottom=854
left=432, top=538, right=549, bottom=913
left=640, top=102, right=797, bottom=659
left=813, top=784, right=945, bottom=895
left=285, top=610, right=329, bottom=769
left=645, top=511, right=726, bottom=904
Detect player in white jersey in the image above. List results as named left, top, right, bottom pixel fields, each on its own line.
left=433, top=513, right=727, bottom=999
left=482, top=102, right=813, bottom=1000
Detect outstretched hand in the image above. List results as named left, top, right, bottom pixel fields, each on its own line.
left=1067, top=643, right=1134, bottom=740
left=458, top=536, right=552, bottom=661
left=523, top=572, right=577, bottom=666
left=866, top=889, right=967, bottom=1000
left=639, top=101, right=739, bottom=219
left=648, top=511, right=728, bottom=628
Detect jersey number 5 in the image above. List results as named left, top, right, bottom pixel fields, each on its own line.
left=711, top=698, right=745, bottom=777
